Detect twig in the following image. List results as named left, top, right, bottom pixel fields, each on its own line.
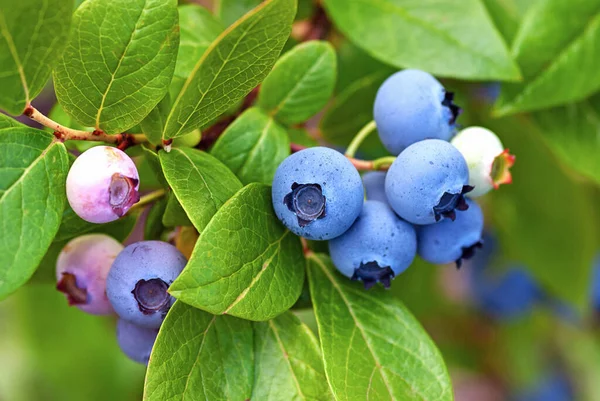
left=23, top=105, right=147, bottom=149
left=290, top=143, right=394, bottom=171
left=128, top=189, right=166, bottom=212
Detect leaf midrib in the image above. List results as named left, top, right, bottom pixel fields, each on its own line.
left=95, top=0, right=148, bottom=129
left=268, top=320, right=307, bottom=400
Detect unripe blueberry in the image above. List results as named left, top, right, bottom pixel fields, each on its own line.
left=107, top=241, right=187, bottom=328
left=385, top=139, right=472, bottom=225
left=417, top=199, right=484, bottom=267
left=56, top=234, right=123, bottom=315
left=362, top=171, right=389, bottom=205
left=116, top=319, right=158, bottom=365
left=451, top=126, right=515, bottom=198
left=374, top=69, right=460, bottom=155
left=272, top=147, right=364, bottom=240
left=329, top=201, right=417, bottom=289
left=66, top=146, right=140, bottom=224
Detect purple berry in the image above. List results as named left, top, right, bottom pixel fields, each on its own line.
left=116, top=319, right=158, bottom=365
left=56, top=234, right=124, bottom=315
left=107, top=241, right=187, bottom=328
left=66, top=146, right=140, bottom=224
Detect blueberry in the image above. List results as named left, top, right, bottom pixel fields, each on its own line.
left=107, top=241, right=187, bottom=328
left=385, top=139, right=471, bottom=225
left=417, top=199, right=484, bottom=267
left=451, top=126, right=515, bottom=198
left=328, top=200, right=417, bottom=289
left=362, top=171, right=389, bottom=205
left=272, top=147, right=364, bottom=240
left=116, top=319, right=158, bottom=365
left=373, top=69, right=460, bottom=155
left=56, top=234, right=123, bottom=315
left=66, top=146, right=140, bottom=224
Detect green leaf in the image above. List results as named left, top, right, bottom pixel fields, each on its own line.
left=140, top=95, right=171, bottom=146
left=162, top=0, right=296, bottom=140
left=215, top=0, right=263, bottom=26
left=0, top=0, right=73, bottom=114
left=162, top=191, right=192, bottom=227
left=170, top=183, right=305, bottom=321
left=0, top=112, right=25, bottom=129
left=485, top=115, right=598, bottom=310
left=159, top=147, right=242, bottom=231
left=144, top=302, right=254, bottom=401
left=210, top=108, right=290, bottom=185
left=494, top=0, right=600, bottom=115
left=257, top=41, right=337, bottom=125
left=176, top=4, right=223, bottom=81
left=335, top=41, right=394, bottom=93
left=0, top=127, right=69, bottom=299
left=287, top=127, right=318, bottom=147
left=322, top=0, right=520, bottom=81
left=144, top=197, right=168, bottom=240
left=481, top=0, right=540, bottom=46
left=307, top=253, right=453, bottom=401
left=533, top=94, right=600, bottom=185
left=320, top=71, right=390, bottom=158
left=252, top=311, right=333, bottom=400
left=53, top=0, right=179, bottom=134
left=140, top=146, right=168, bottom=188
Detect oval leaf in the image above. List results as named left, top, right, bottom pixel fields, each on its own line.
left=53, top=0, right=179, bottom=134
left=0, top=127, right=69, bottom=299
left=322, top=0, right=520, bottom=81
left=307, top=253, right=453, bottom=401
left=169, top=183, right=305, bottom=321
left=252, top=311, right=333, bottom=400
left=494, top=0, right=600, bottom=115
left=144, top=302, right=254, bottom=401
left=210, top=107, right=290, bottom=185
left=159, top=147, right=242, bottom=232
left=140, top=94, right=171, bottom=146
left=162, top=0, right=296, bottom=140
left=0, top=0, right=73, bottom=114
left=257, top=41, right=337, bottom=125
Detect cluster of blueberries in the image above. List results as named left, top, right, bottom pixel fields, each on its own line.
left=56, top=235, right=186, bottom=364
left=272, top=69, right=514, bottom=289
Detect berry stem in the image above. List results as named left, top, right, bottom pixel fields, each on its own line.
left=290, top=143, right=394, bottom=171
left=345, top=120, right=377, bottom=158
left=23, top=105, right=147, bottom=146
left=129, top=189, right=166, bottom=211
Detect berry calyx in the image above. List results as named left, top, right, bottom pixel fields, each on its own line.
left=284, top=183, right=327, bottom=227
left=491, top=149, right=516, bottom=189
left=351, top=261, right=395, bottom=290
left=132, top=278, right=171, bottom=315
left=56, top=272, right=88, bottom=306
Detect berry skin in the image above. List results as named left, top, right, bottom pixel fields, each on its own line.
left=385, top=139, right=472, bottom=225
left=116, top=319, right=158, bottom=365
left=417, top=199, right=484, bottom=267
left=373, top=69, right=460, bottom=155
left=328, top=200, right=417, bottom=289
left=362, top=171, right=389, bottom=205
left=272, top=147, right=364, bottom=240
left=56, top=234, right=123, bottom=315
left=451, top=126, right=515, bottom=198
left=66, top=146, right=140, bottom=224
left=107, top=241, right=187, bottom=328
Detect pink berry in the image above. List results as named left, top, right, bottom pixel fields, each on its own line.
left=56, top=234, right=124, bottom=315
left=66, top=146, right=140, bottom=223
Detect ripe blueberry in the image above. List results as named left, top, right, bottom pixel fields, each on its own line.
left=385, top=139, right=471, bottom=225
left=417, top=199, right=484, bottom=267
left=328, top=200, right=417, bottom=289
left=66, top=146, right=140, bottom=224
left=272, top=147, right=364, bottom=240
left=362, top=171, right=389, bottom=205
left=56, top=234, right=123, bottom=315
left=116, top=318, right=158, bottom=365
left=107, top=241, right=187, bottom=328
left=451, top=126, right=515, bottom=198
left=373, top=69, right=460, bottom=155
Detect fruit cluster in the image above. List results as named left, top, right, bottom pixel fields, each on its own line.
left=272, top=69, right=515, bottom=289
left=56, top=234, right=186, bottom=364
